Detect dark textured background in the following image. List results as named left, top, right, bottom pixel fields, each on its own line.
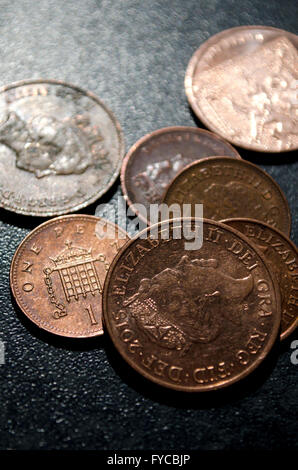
left=0, top=0, right=297, bottom=451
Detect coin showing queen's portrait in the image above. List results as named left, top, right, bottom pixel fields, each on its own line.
left=0, top=79, right=124, bottom=216
left=103, top=218, right=281, bottom=391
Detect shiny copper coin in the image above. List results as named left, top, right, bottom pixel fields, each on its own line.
left=162, top=156, right=291, bottom=236
left=221, top=218, right=298, bottom=340
left=10, top=215, right=129, bottom=338
left=185, top=26, right=298, bottom=152
left=0, top=79, right=124, bottom=216
left=103, top=218, right=281, bottom=391
left=121, top=126, right=240, bottom=224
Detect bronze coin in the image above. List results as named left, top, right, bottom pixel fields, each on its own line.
left=162, top=156, right=291, bottom=236
left=103, top=218, right=281, bottom=392
left=0, top=79, right=124, bottom=216
left=185, top=26, right=298, bottom=152
left=221, top=218, right=298, bottom=340
left=10, top=215, right=129, bottom=338
left=120, top=126, right=240, bottom=224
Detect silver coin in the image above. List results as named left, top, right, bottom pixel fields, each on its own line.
left=0, top=79, right=124, bottom=216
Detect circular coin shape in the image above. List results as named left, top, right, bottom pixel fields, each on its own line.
left=185, top=26, right=298, bottom=152
left=162, top=156, right=291, bottom=236
left=121, top=126, right=240, bottom=224
left=10, top=215, right=129, bottom=338
left=221, top=218, right=298, bottom=340
left=103, top=218, right=281, bottom=391
left=0, top=79, right=124, bottom=216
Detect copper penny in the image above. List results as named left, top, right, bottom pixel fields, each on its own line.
left=0, top=79, right=124, bottom=216
left=185, top=26, right=298, bottom=152
left=221, top=218, right=298, bottom=340
left=10, top=215, right=129, bottom=338
left=162, top=156, right=291, bottom=236
left=103, top=218, right=281, bottom=391
left=120, top=126, right=240, bottom=224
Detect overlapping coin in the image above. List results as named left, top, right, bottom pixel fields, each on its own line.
left=0, top=79, right=124, bottom=216
left=162, top=156, right=291, bottom=235
left=4, top=25, right=297, bottom=395
left=221, top=218, right=298, bottom=340
left=185, top=26, right=298, bottom=152
left=121, top=126, right=240, bottom=224
left=103, top=218, right=281, bottom=391
left=10, top=215, right=129, bottom=337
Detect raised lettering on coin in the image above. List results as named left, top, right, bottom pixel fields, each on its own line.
left=10, top=215, right=129, bottom=338
left=103, top=219, right=281, bottom=391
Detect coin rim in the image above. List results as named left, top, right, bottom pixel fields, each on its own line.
left=102, top=217, right=281, bottom=392
left=120, top=126, right=241, bottom=225
left=0, top=78, right=125, bottom=216
left=161, top=156, right=292, bottom=236
left=10, top=214, right=130, bottom=338
left=220, top=217, right=298, bottom=340
left=185, top=25, right=298, bottom=153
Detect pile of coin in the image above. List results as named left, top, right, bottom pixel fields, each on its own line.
left=6, top=25, right=298, bottom=392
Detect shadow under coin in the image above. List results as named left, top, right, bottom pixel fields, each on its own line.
left=235, top=147, right=298, bottom=166
left=0, top=207, right=46, bottom=231
left=102, top=329, right=281, bottom=410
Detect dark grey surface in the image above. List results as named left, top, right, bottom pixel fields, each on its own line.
left=0, top=0, right=297, bottom=451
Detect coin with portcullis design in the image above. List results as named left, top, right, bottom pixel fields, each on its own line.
left=120, top=126, right=240, bottom=224
left=103, top=218, right=281, bottom=391
left=10, top=215, right=129, bottom=338
left=221, top=218, right=298, bottom=340
left=162, top=156, right=291, bottom=236
left=185, top=26, right=298, bottom=152
left=0, top=79, right=124, bottom=216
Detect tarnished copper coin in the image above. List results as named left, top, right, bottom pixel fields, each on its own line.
left=0, top=79, right=124, bottom=216
left=221, top=218, right=298, bottom=340
left=121, top=126, right=240, bottom=224
left=10, top=215, right=129, bottom=338
left=162, top=157, right=291, bottom=236
left=103, top=218, right=281, bottom=391
left=185, top=26, right=298, bottom=152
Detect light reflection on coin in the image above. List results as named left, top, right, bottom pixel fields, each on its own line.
left=185, top=26, right=298, bottom=152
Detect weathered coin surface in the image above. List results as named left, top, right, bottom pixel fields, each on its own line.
left=221, top=218, right=298, bottom=340
left=185, top=26, right=298, bottom=152
left=162, top=156, right=291, bottom=236
left=121, top=126, right=240, bottom=224
left=10, top=215, right=129, bottom=337
left=103, top=218, right=281, bottom=391
left=0, top=79, right=124, bottom=216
